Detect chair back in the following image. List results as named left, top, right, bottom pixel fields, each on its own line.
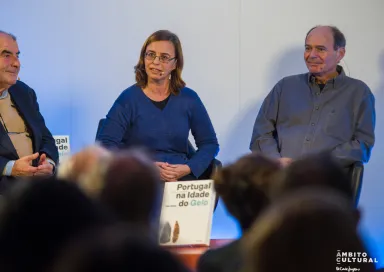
left=95, top=118, right=106, bottom=141
left=349, top=162, right=364, bottom=207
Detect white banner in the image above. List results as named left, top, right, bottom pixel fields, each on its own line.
left=53, top=135, right=70, bottom=162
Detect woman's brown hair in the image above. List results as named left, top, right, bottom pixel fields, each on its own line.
left=134, top=30, right=186, bottom=95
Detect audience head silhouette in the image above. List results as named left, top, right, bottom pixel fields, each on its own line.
left=214, top=153, right=282, bottom=231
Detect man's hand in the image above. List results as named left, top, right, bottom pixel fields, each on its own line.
left=35, top=153, right=54, bottom=176
left=155, top=162, right=191, bottom=182
left=278, top=157, right=293, bottom=167
left=11, top=153, right=39, bottom=177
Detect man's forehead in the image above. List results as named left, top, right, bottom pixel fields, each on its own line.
left=306, top=27, right=333, bottom=44
left=0, top=34, right=19, bottom=51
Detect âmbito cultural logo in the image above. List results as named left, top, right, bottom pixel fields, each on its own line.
left=336, top=250, right=378, bottom=264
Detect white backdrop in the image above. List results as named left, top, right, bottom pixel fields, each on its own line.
left=1, top=0, right=383, bottom=267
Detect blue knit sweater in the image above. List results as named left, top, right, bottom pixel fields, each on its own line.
left=97, top=84, right=219, bottom=178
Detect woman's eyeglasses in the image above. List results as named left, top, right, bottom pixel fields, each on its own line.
left=144, top=52, right=176, bottom=64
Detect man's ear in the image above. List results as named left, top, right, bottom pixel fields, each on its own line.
left=337, top=47, right=346, bottom=63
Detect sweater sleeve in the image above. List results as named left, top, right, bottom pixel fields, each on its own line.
left=96, top=95, right=131, bottom=150
left=186, top=93, right=219, bottom=178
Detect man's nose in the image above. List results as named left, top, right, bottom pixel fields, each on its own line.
left=12, top=57, right=20, bottom=68
left=309, top=49, right=318, bottom=58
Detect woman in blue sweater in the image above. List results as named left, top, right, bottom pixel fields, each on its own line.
left=97, top=30, right=219, bottom=182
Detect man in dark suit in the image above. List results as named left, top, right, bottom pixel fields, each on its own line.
left=0, top=30, right=58, bottom=193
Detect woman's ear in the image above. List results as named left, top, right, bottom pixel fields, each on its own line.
left=171, top=60, right=177, bottom=71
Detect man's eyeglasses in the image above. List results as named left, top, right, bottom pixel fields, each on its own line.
left=144, top=52, right=176, bottom=64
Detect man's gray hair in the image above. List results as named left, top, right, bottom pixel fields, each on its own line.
left=0, top=30, right=17, bottom=41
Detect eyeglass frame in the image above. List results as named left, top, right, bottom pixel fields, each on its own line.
left=144, top=51, right=177, bottom=64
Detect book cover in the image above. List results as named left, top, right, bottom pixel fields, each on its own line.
left=159, top=179, right=216, bottom=246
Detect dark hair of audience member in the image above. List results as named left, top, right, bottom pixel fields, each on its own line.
left=100, top=149, right=162, bottom=228
left=214, top=153, right=282, bottom=231
left=277, top=152, right=354, bottom=202
left=0, top=177, right=113, bottom=272
left=243, top=188, right=376, bottom=272
left=52, top=224, right=190, bottom=272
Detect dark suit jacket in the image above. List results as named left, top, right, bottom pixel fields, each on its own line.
left=197, top=239, right=243, bottom=272
left=0, top=81, right=58, bottom=192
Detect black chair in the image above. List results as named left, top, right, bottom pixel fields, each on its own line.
left=186, top=140, right=222, bottom=210
left=349, top=161, right=364, bottom=207
left=187, top=141, right=222, bottom=179
left=96, top=118, right=222, bottom=179
left=95, top=118, right=105, bottom=141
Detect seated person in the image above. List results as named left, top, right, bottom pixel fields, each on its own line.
left=0, top=30, right=58, bottom=193
left=52, top=224, right=190, bottom=272
left=57, top=146, right=162, bottom=236
left=250, top=25, right=375, bottom=168
left=274, top=152, right=354, bottom=204
left=243, top=188, right=376, bottom=272
left=96, top=30, right=219, bottom=182
left=197, top=153, right=282, bottom=272
left=0, top=177, right=112, bottom=272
